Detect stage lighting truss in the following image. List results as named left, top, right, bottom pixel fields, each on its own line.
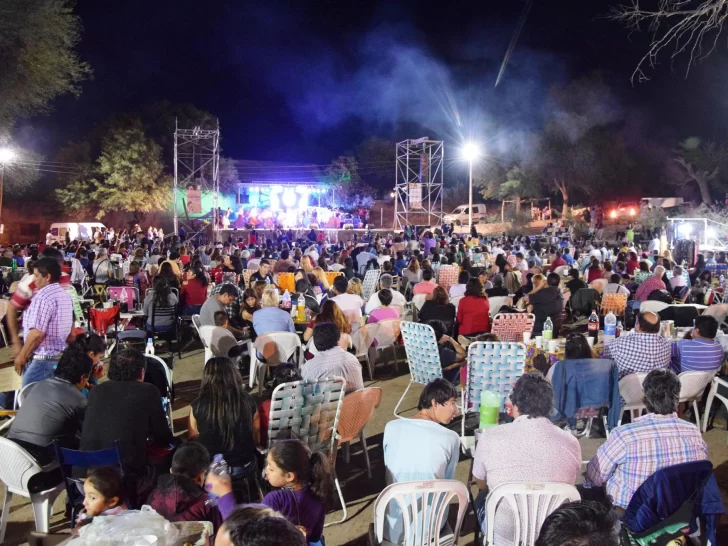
left=173, top=120, right=220, bottom=235
left=394, top=138, right=444, bottom=230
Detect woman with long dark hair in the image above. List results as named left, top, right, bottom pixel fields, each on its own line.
left=158, top=261, right=180, bottom=290
left=181, top=263, right=209, bottom=316
left=189, top=357, right=260, bottom=493
left=142, top=275, right=178, bottom=332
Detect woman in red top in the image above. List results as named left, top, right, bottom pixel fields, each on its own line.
left=181, top=263, right=209, bottom=315
left=456, top=278, right=490, bottom=337
left=179, top=246, right=191, bottom=266
left=586, top=258, right=603, bottom=284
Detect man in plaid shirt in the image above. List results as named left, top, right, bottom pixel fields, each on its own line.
left=603, top=311, right=670, bottom=378
left=585, top=369, right=707, bottom=508
left=209, top=272, right=244, bottom=328
left=635, top=265, right=666, bottom=302
left=14, top=257, right=74, bottom=387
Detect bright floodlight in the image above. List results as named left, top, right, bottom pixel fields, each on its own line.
left=462, top=142, right=480, bottom=161
left=678, top=223, right=692, bottom=236
left=0, top=148, right=15, bottom=163
left=282, top=191, right=297, bottom=208
left=706, top=227, right=717, bottom=239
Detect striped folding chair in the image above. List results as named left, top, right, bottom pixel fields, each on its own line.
left=461, top=341, right=526, bottom=455
left=277, top=272, right=295, bottom=294
left=396, top=322, right=443, bottom=418
left=437, top=265, right=460, bottom=293
left=490, top=313, right=535, bottom=342
left=362, top=269, right=381, bottom=301
left=599, top=293, right=627, bottom=319
left=325, top=271, right=343, bottom=287
left=267, top=377, right=345, bottom=526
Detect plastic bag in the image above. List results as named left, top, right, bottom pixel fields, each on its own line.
left=76, top=505, right=180, bottom=545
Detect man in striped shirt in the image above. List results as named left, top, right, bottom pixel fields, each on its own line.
left=671, top=315, right=724, bottom=374
left=585, top=369, right=707, bottom=509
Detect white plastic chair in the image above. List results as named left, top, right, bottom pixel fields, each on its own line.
left=0, top=299, right=10, bottom=348
left=618, top=373, right=648, bottom=426
left=678, top=370, right=717, bottom=429
left=191, top=315, right=212, bottom=363
left=0, top=437, right=65, bottom=543
left=639, top=300, right=669, bottom=314
left=352, top=323, right=380, bottom=381
left=371, top=479, right=469, bottom=546
left=450, top=295, right=463, bottom=312
left=703, top=376, right=728, bottom=436
left=16, top=382, right=37, bottom=408
left=412, top=294, right=427, bottom=311
left=484, top=482, right=581, bottom=546
left=488, top=296, right=511, bottom=318
left=372, top=318, right=402, bottom=377
left=396, top=322, right=443, bottom=418
left=250, top=332, right=302, bottom=393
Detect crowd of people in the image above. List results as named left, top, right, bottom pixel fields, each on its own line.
left=1, top=218, right=726, bottom=545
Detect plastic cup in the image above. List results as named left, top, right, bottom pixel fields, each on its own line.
left=523, top=332, right=532, bottom=344
left=586, top=336, right=595, bottom=348
left=548, top=339, right=558, bottom=353
left=535, top=336, right=543, bottom=349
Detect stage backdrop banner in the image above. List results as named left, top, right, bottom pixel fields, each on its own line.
left=187, top=186, right=202, bottom=213
left=409, top=183, right=423, bottom=210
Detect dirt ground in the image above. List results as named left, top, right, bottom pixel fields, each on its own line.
left=2, top=342, right=727, bottom=546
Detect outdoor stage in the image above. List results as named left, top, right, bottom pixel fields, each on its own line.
left=214, top=227, right=383, bottom=244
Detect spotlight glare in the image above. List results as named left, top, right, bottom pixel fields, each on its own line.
left=462, top=142, right=480, bottom=161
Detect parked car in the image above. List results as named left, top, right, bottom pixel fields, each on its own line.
left=608, top=202, right=640, bottom=219
left=443, top=204, right=487, bottom=225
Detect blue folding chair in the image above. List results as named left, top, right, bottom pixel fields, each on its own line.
left=52, top=440, right=125, bottom=527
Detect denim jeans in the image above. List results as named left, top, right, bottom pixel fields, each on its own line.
left=22, top=358, right=59, bottom=387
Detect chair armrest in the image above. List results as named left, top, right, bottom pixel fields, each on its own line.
left=714, top=376, right=728, bottom=389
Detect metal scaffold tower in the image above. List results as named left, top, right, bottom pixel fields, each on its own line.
left=173, top=120, right=220, bottom=237
left=393, top=137, right=444, bottom=230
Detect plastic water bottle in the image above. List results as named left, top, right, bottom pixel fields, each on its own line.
left=145, top=338, right=155, bottom=355
left=297, top=296, right=305, bottom=321
left=542, top=317, right=553, bottom=342
left=479, top=391, right=500, bottom=429
left=603, top=312, right=617, bottom=343
left=281, top=290, right=291, bottom=310
left=616, top=320, right=624, bottom=338
left=721, top=275, right=725, bottom=287
left=588, top=310, right=599, bottom=341
left=209, top=454, right=230, bottom=478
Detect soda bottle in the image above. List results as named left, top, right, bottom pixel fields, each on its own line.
left=479, top=391, right=500, bottom=429
left=603, top=311, right=617, bottom=342
left=616, top=320, right=624, bottom=338
left=297, top=296, right=305, bottom=321
left=11, top=258, right=16, bottom=273
left=588, top=310, right=599, bottom=341
left=542, top=317, right=553, bottom=342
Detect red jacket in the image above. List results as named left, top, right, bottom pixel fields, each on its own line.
left=456, top=295, right=490, bottom=336
left=181, top=277, right=208, bottom=306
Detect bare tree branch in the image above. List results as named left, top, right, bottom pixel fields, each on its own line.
left=609, top=0, right=728, bottom=83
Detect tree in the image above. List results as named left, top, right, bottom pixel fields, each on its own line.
left=218, top=156, right=240, bottom=195
left=54, top=141, right=97, bottom=219
left=610, top=0, right=728, bottom=83
left=93, top=122, right=171, bottom=222
left=320, top=156, right=375, bottom=209
left=674, top=137, right=728, bottom=205
left=0, top=0, right=91, bottom=139
left=497, top=165, right=541, bottom=214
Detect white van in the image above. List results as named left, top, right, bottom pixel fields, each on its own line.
left=49, top=222, right=106, bottom=244
left=443, top=204, right=487, bottom=225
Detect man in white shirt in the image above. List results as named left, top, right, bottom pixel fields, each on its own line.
left=331, top=275, right=364, bottom=318
left=603, top=274, right=630, bottom=297
left=302, top=323, right=363, bottom=392
left=356, top=246, right=376, bottom=273
left=304, top=245, right=319, bottom=263
left=45, top=231, right=55, bottom=246
left=365, top=274, right=406, bottom=314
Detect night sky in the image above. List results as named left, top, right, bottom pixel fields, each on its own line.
left=14, top=0, right=728, bottom=165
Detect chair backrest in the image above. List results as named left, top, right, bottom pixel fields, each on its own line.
left=362, top=269, right=381, bottom=301
left=464, top=341, right=527, bottom=414
left=191, top=314, right=203, bottom=340
left=277, top=272, right=296, bottom=294
left=640, top=300, right=669, bottom=314
left=619, top=372, right=648, bottom=408
left=351, top=323, right=379, bottom=357
left=0, top=437, right=44, bottom=493
left=53, top=439, right=124, bottom=474
left=343, top=309, right=363, bottom=333
left=267, top=377, right=345, bottom=453
left=678, top=370, right=716, bottom=403
left=107, top=286, right=139, bottom=309
left=199, top=325, right=239, bottom=360
left=254, top=332, right=302, bottom=365
left=488, top=296, right=511, bottom=318
left=450, top=295, right=463, bottom=311
left=485, top=482, right=581, bottom=546
left=400, top=321, right=443, bottom=385
left=336, top=387, right=382, bottom=444
left=601, top=293, right=627, bottom=316
left=325, top=271, right=343, bottom=287
left=491, top=313, right=535, bottom=342
left=412, top=293, right=427, bottom=311
left=373, top=318, right=401, bottom=348
left=144, top=354, right=173, bottom=399
left=436, top=265, right=459, bottom=292
left=372, top=479, right=469, bottom=546
left=17, top=381, right=37, bottom=407
left=151, top=303, right=177, bottom=326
